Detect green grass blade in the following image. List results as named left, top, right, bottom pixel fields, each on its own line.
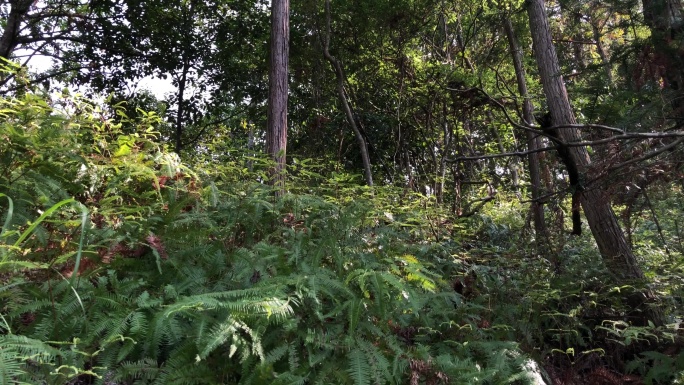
left=70, top=203, right=90, bottom=287
left=12, top=198, right=75, bottom=248
left=0, top=194, right=13, bottom=240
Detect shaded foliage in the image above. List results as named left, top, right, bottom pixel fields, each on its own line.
left=0, top=75, right=541, bottom=384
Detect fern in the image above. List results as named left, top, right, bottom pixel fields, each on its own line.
left=154, top=354, right=217, bottom=385
left=347, top=349, right=372, bottom=385
left=356, top=337, right=392, bottom=384
left=114, top=358, right=161, bottom=383
left=0, top=351, right=27, bottom=385
left=200, top=318, right=257, bottom=359
left=0, top=335, right=62, bottom=384
left=0, top=85, right=547, bottom=385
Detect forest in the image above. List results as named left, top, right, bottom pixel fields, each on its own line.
left=1, top=0, right=684, bottom=383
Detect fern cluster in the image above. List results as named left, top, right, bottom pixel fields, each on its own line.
left=0, top=68, right=539, bottom=384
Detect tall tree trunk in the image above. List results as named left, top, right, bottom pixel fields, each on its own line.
left=526, top=0, right=664, bottom=326
left=558, top=0, right=586, bottom=72
left=487, top=110, right=521, bottom=193
left=503, top=17, right=551, bottom=250
left=266, top=0, right=290, bottom=194
left=436, top=100, right=451, bottom=203
left=321, top=0, right=373, bottom=186
left=173, top=0, right=196, bottom=154
left=589, top=15, right=614, bottom=86
left=0, top=0, right=33, bottom=59
left=643, top=0, right=684, bottom=89
left=642, top=0, right=684, bottom=115
left=174, top=60, right=189, bottom=154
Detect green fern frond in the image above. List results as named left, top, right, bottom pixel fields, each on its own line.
left=114, top=358, right=161, bottom=383
left=304, top=345, right=331, bottom=369
left=356, top=337, right=392, bottom=384
left=0, top=334, right=62, bottom=374
left=311, top=360, right=353, bottom=385
left=376, top=271, right=424, bottom=311
left=264, top=343, right=289, bottom=364
left=162, top=290, right=291, bottom=320
left=287, top=343, right=299, bottom=372
left=154, top=353, right=216, bottom=385
left=143, top=311, right=183, bottom=359
left=0, top=350, right=27, bottom=385
left=347, top=349, right=371, bottom=385
left=392, top=353, right=409, bottom=380
left=200, top=317, right=256, bottom=360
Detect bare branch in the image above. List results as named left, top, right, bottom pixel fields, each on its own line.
left=553, top=123, right=625, bottom=134
left=447, top=145, right=557, bottom=162
left=0, top=66, right=88, bottom=93
left=606, top=137, right=684, bottom=173
left=565, top=132, right=684, bottom=147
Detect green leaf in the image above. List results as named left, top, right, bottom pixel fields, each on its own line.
left=347, top=349, right=371, bottom=385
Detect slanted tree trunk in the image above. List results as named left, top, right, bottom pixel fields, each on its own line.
left=266, top=0, right=290, bottom=194
left=0, top=0, right=33, bottom=59
left=526, top=0, right=664, bottom=326
left=321, top=0, right=373, bottom=186
left=589, top=14, right=614, bottom=86
left=503, top=17, right=551, bottom=251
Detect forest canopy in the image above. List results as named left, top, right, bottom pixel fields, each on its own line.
left=1, top=0, right=684, bottom=383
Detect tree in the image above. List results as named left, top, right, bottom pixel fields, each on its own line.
left=321, top=0, right=373, bottom=186
left=0, top=0, right=270, bottom=156
left=503, top=16, right=551, bottom=251
left=266, top=0, right=290, bottom=193
left=526, top=0, right=664, bottom=325
left=642, top=0, right=684, bottom=115
left=0, top=0, right=34, bottom=59
left=69, top=0, right=236, bottom=155
left=0, top=0, right=101, bottom=90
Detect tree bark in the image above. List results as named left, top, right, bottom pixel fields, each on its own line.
left=266, top=0, right=290, bottom=194
left=174, top=59, right=190, bottom=154
left=172, top=0, right=196, bottom=155
left=0, top=0, right=33, bottom=59
left=643, top=0, right=684, bottom=88
left=503, top=17, right=551, bottom=250
left=526, top=0, right=664, bottom=326
left=321, top=0, right=373, bottom=186
left=642, top=0, right=684, bottom=115
left=589, top=15, right=614, bottom=86
left=558, top=0, right=586, bottom=71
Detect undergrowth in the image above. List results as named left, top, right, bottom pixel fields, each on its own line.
left=0, top=71, right=537, bottom=384
left=1, top=64, right=682, bottom=384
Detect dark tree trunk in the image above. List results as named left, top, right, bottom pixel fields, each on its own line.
left=0, top=0, right=33, bottom=59
left=503, top=17, right=551, bottom=250
left=526, top=0, right=664, bottom=326
left=642, top=0, right=684, bottom=91
left=172, top=0, right=196, bottom=155
left=558, top=0, right=587, bottom=71
left=642, top=0, right=684, bottom=118
left=174, top=60, right=189, bottom=154
left=266, top=0, right=290, bottom=194
left=589, top=15, right=614, bottom=86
